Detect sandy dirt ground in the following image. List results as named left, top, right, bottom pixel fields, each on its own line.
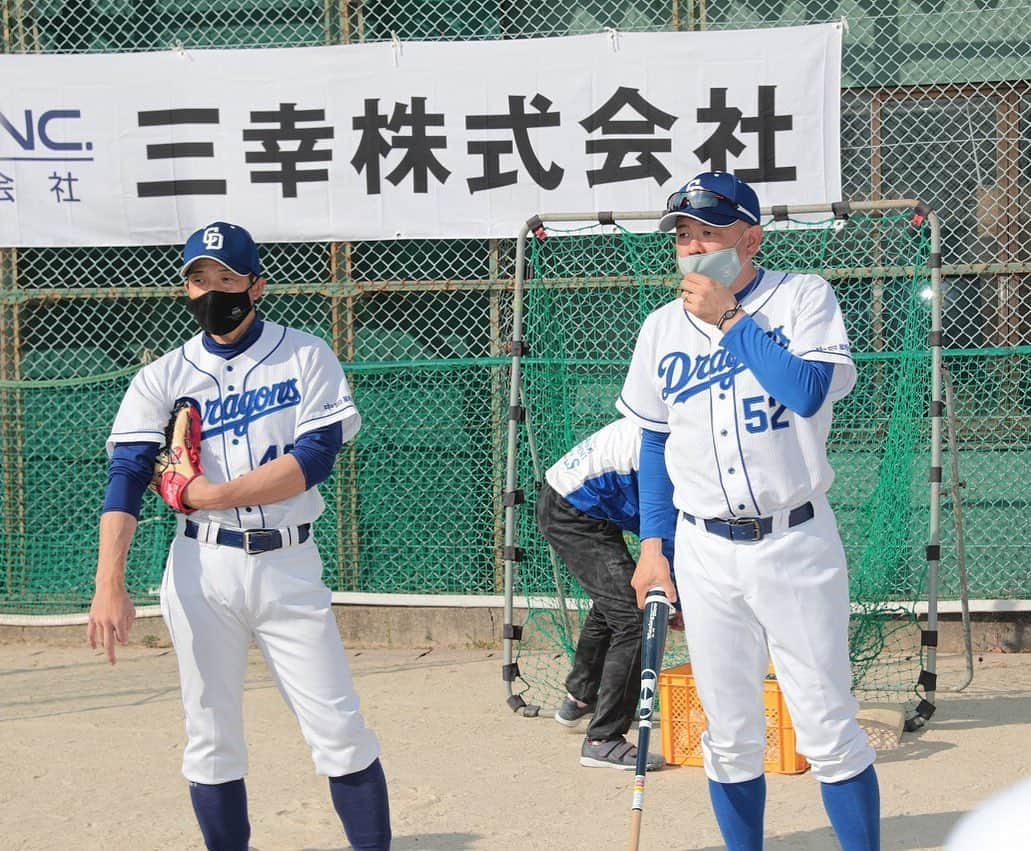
left=0, top=642, right=1028, bottom=851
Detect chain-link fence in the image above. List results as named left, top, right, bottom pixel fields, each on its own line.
left=0, top=241, right=520, bottom=612
left=1, top=1, right=1029, bottom=615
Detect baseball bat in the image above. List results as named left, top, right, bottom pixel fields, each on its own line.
left=628, top=586, right=673, bottom=851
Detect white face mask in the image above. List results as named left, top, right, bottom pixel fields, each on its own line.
left=677, top=229, right=747, bottom=286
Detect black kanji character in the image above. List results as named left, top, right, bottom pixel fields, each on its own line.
left=465, top=94, right=564, bottom=193
left=384, top=97, right=450, bottom=193
left=694, top=86, right=796, bottom=183
left=579, top=86, right=677, bottom=187
left=136, top=108, right=226, bottom=198
left=243, top=103, right=334, bottom=198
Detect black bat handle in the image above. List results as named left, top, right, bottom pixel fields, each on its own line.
left=634, top=587, right=672, bottom=780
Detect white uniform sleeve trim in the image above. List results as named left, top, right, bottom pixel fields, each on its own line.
left=798, top=347, right=854, bottom=363
left=297, top=409, right=362, bottom=443
left=109, top=428, right=166, bottom=439
left=616, top=395, right=671, bottom=433
left=297, top=403, right=359, bottom=430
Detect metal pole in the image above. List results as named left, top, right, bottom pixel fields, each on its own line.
left=942, top=365, right=974, bottom=692
left=919, top=209, right=944, bottom=723
left=502, top=222, right=530, bottom=706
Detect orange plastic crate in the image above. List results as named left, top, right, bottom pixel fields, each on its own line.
left=658, top=663, right=809, bottom=775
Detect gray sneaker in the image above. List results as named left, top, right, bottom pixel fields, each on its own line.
left=554, top=695, right=594, bottom=727
left=579, top=737, right=665, bottom=771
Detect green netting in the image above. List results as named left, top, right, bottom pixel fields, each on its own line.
left=0, top=246, right=515, bottom=612
left=2, top=0, right=1031, bottom=637
left=509, top=211, right=935, bottom=713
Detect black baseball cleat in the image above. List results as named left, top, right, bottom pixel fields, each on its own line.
left=554, top=694, right=594, bottom=727
left=579, top=736, right=665, bottom=770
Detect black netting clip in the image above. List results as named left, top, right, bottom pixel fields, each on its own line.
left=504, top=546, right=524, bottom=562
left=502, top=662, right=521, bottom=682
left=597, top=211, right=615, bottom=226
left=508, top=404, right=526, bottom=422
left=506, top=694, right=527, bottom=711
left=503, top=489, right=525, bottom=507
left=503, top=623, right=523, bottom=640
left=914, top=698, right=936, bottom=720
left=918, top=669, right=938, bottom=691
left=926, top=544, right=941, bottom=562
left=832, top=200, right=851, bottom=220
left=508, top=339, right=528, bottom=357
left=921, top=629, right=939, bottom=648
left=771, top=204, right=789, bottom=222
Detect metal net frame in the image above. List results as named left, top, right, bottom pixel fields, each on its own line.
left=501, top=201, right=948, bottom=725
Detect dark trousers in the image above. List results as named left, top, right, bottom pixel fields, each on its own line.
left=535, top=482, right=643, bottom=741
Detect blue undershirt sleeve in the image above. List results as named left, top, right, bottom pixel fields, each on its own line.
left=638, top=428, right=676, bottom=543
left=102, top=441, right=161, bottom=519
left=288, top=421, right=343, bottom=489
left=720, top=316, right=835, bottom=416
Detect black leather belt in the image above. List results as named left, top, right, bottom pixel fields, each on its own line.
left=681, top=502, right=814, bottom=542
left=184, top=520, right=311, bottom=554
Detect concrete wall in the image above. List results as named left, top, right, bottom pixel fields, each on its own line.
left=0, top=607, right=1028, bottom=654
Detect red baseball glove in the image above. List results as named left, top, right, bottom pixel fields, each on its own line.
left=151, top=400, right=204, bottom=513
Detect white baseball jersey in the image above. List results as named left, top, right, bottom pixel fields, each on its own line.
left=544, top=418, right=642, bottom=527
left=617, top=269, right=855, bottom=519
left=108, top=319, right=359, bottom=530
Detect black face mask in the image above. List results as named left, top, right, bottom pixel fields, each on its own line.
left=185, top=286, right=254, bottom=336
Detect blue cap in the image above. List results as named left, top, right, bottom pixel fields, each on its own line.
left=181, top=222, right=261, bottom=278
left=658, top=171, right=761, bottom=231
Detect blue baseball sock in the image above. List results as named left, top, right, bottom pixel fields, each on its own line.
left=820, top=764, right=881, bottom=851
left=708, top=775, right=766, bottom=851
left=329, top=758, right=392, bottom=851
left=188, top=778, right=250, bottom=851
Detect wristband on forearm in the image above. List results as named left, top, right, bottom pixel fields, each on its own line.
left=717, top=302, right=743, bottom=330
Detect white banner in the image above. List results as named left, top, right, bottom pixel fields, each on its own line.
left=0, top=25, right=841, bottom=247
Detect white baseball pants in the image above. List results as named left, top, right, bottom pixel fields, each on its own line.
left=673, top=493, right=875, bottom=784
left=160, top=532, right=381, bottom=784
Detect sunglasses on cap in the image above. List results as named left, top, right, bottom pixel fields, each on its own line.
left=665, top=188, right=744, bottom=215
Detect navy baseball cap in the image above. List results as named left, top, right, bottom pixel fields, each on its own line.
left=181, top=222, right=262, bottom=278
left=658, top=171, right=761, bottom=231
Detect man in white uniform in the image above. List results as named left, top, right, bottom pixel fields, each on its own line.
left=618, top=172, right=880, bottom=850
left=87, top=222, right=391, bottom=851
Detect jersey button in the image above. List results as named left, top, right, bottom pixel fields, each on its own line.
left=720, top=429, right=728, bottom=437
left=232, top=439, right=239, bottom=445
left=226, top=365, right=234, bottom=373
left=718, top=393, right=726, bottom=399
left=728, top=467, right=736, bottom=474
left=738, top=504, right=746, bottom=510
left=228, top=385, right=235, bottom=391
left=245, top=506, right=252, bottom=513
